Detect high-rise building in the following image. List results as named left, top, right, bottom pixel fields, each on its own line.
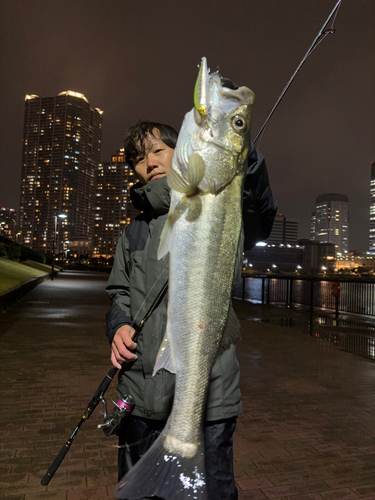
left=312, top=193, right=349, bottom=255
left=310, top=211, right=316, bottom=240
left=93, top=150, right=139, bottom=258
left=369, top=162, right=375, bottom=255
left=299, top=239, right=336, bottom=274
left=19, top=91, right=103, bottom=254
left=266, top=214, right=299, bottom=246
left=0, top=207, right=17, bottom=241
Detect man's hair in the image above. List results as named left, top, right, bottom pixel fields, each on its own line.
left=124, top=121, right=178, bottom=170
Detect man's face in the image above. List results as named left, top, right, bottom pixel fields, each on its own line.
left=133, top=132, right=174, bottom=185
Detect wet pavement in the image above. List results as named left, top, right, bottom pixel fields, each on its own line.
left=234, top=300, right=375, bottom=500
left=1, top=272, right=375, bottom=499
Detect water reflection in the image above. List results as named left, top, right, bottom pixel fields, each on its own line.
left=340, top=335, right=375, bottom=360
left=233, top=277, right=375, bottom=316
left=247, top=313, right=375, bottom=361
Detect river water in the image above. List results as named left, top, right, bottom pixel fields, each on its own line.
left=233, top=277, right=375, bottom=317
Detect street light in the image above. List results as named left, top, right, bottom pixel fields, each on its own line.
left=62, top=240, right=70, bottom=271
left=51, top=214, right=67, bottom=280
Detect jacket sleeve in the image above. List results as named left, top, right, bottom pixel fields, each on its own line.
left=105, top=229, right=133, bottom=345
left=242, top=142, right=278, bottom=251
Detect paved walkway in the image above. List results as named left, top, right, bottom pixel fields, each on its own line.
left=1, top=272, right=375, bottom=499
left=234, top=301, right=375, bottom=500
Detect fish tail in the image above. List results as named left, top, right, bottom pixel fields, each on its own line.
left=113, top=428, right=207, bottom=500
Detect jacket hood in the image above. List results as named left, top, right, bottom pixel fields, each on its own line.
left=130, top=176, right=171, bottom=215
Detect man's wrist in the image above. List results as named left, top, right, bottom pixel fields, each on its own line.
left=106, top=303, right=132, bottom=344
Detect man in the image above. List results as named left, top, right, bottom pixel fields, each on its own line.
left=106, top=120, right=277, bottom=499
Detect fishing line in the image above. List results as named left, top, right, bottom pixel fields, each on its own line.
left=254, top=127, right=266, bottom=150
left=130, top=264, right=169, bottom=328
left=78, top=428, right=159, bottom=450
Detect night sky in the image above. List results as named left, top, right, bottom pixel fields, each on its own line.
left=0, top=1, right=373, bottom=251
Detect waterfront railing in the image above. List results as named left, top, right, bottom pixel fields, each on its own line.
left=234, top=275, right=375, bottom=317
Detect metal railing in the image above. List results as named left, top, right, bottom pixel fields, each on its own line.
left=234, top=275, right=375, bottom=317
left=340, top=333, right=375, bottom=360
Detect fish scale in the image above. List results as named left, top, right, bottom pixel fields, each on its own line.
left=165, top=176, right=243, bottom=455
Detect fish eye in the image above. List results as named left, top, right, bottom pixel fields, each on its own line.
left=232, top=116, right=247, bottom=132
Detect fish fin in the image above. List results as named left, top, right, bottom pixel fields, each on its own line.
left=114, top=428, right=207, bottom=500
left=233, top=225, right=245, bottom=284
left=187, top=153, right=205, bottom=188
left=197, top=176, right=211, bottom=192
left=153, top=331, right=176, bottom=376
left=168, top=166, right=191, bottom=193
left=168, top=154, right=205, bottom=195
left=219, top=302, right=242, bottom=352
left=158, top=214, right=173, bottom=259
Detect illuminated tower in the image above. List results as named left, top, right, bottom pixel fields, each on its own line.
left=369, top=162, right=375, bottom=254
left=93, top=150, right=139, bottom=258
left=314, top=193, right=349, bottom=255
left=19, top=91, right=103, bottom=253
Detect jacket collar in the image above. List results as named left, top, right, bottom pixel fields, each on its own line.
left=130, top=176, right=171, bottom=215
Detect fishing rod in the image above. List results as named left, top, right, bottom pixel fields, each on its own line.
left=41, top=279, right=169, bottom=486
left=253, top=0, right=342, bottom=144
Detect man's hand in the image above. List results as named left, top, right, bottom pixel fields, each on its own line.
left=111, top=325, right=138, bottom=369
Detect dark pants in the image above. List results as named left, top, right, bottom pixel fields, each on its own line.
left=118, top=415, right=238, bottom=500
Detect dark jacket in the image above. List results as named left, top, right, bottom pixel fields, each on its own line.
left=106, top=143, right=277, bottom=421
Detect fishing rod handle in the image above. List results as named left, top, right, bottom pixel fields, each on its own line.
left=41, top=440, right=72, bottom=486
left=41, top=368, right=118, bottom=486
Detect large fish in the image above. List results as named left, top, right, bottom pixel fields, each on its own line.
left=115, top=57, right=255, bottom=500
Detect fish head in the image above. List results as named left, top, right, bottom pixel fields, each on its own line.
left=174, top=57, right=255, bottom=194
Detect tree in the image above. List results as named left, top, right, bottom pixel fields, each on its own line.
left=7, top=244, right=21, bottom=261
left=0, top=243, right=7, bottom=258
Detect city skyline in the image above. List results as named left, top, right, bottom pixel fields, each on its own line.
left=0, top=1, right=374, bottom=251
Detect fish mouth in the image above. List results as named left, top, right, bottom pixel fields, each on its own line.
left=194, top=57, right=209, bottom=120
